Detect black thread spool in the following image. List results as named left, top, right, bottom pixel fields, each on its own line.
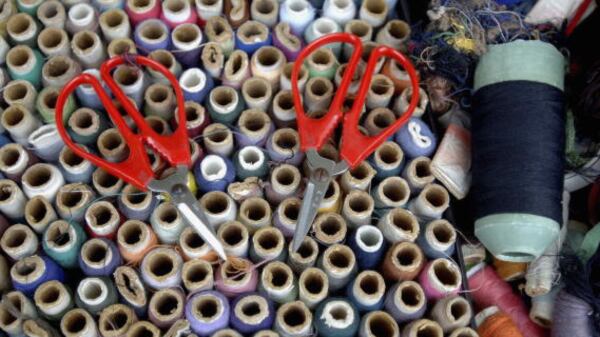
left=471, top=40, right=566, bottom=262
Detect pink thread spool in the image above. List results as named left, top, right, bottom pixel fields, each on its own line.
left=126, top=0, right=162, bottom=26
left=418, top=258, right=462, bottom=301
left=215, top=258, right=259, bottom=298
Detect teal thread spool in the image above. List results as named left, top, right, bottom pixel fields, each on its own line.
left=36, top=86, right=77, bottom=124
left=306, top=48, right=338, bottom=80
left=75, top=277, right=119, bottom=316
left=314, top=298, right=360, bottom=337
left=17, top=0, right=44, bottom=16
left=43, top=220, right=87, bottom=269
left=6, top=45, right=44, bottom=89
left=207, top=86, right=246, bottom=124
left=67, top=107, right=108, bottom=146
left=259, top=261, right=298, bottom=304
left=234, top=146, right=270, bottom=180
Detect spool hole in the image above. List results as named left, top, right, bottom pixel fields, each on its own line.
left=257, top=231, right=279, bottom=250
left=330, top=305, right=348, bottom=321
left=174, top=25, right=199, bottom=43
left=86, top=242, right=108, bottom=263
left=268, top=266, right=289, bottom=287
left=39, top=29, right=64, bottom=48
left=241, top=23, right=263, bottom=40
left=41, top=3, right=60, bottom=19
left=65, top=313, right=87, bottom=333
left=62, top=148, right=84, bottom=166
left=185, top=232, right=205, bottom=248
left=103, top=311, right=127, bottom=330
left=122, top=224, right=143, bottom=245
left=391, top=211, right=415, bottom=232
left=365, top=0, right=386, bottom=14
left=303, top=273, right=324, bottom=294
left=297, top=241, right=314, bottom=259
left=283, top=202, right=299, bottom=221
left=229, top=53, right=243, bottom=73
left=276, top=92, right=294, bottom=110
left=207, top=128, right=229, bottom=143
left=196, top=298, right=218, bottom=318
left=416, top=326, right=437, bottom=337
left=204, top=194, right=229, bottom=214
left=83, top=282, right=103, bottom=300
left=319, top=217, right=342, bottom=236
left=186, top=264, right=209, bottom=282
left=425, top=187, right=447, bottom=207
left=450, top=301, right=468, bottom=320
left=415, top=160, right=431, bottom=177
left=5, top=83, right=28, bottom=101
left=95, top=169, right=119, bottom=188
left=28, top=199, right=48, bottom=222
left=257, top=48, right=280, bottom=66
left=43, top=91, right=59, bottom=109
left=9, top=15, right=31, bottom=34
left=255, top=0, right=274, bottom=13
left=141, top=23, right=166, bottom=40
left=275, top=168, right=295, bottom=186
left=433, top=262, right=458, bottom=286
left=221, top=225, right=243, bottom=246
left=358, top=228, right=381, bottom=247
left=60, top=190, right=83, bottom=208
left=74, top=32, right=96, bottom=51
left=156, top=294, right=179, bottom=315
left=166, top=0, right=185, bottom=12
left=388, top=21, right=409, bottom=39
left=383, top=181, right=406, bottom=202
left=348, top=21, right=370, bottom=37
left=90, top=205, right=114, bottom=226
left=47, top=223, right=71, bottom=246
left=400, top=286, right=420, bottom=306
left=377, top=144, right=400, bottom=164
left=149, top=255, right=174, bottom=277
left=7, top=48, right=30, bottom=67
left=0, top=183, right=14, bottom=201
left=242, top=302, right=261, bottom=316
left=432, top=223, right=453, bottom=243
left=349, top=195, right=370, bottom=213
left=149, top=50, right=174, bottom=69
left=159, top=206, right=178, bottom=223
left=359, top=275, right=379, bottom=294
left=311, top=49, right=332, bottom=66
left=0, top=147, right=20, bottom=167
left=395, top=246, right=417, bottom=266
left=3, top=106, right=25, bottom=126
left=283, top=306, right=306, bottom=327
left=328, top=250, right=349, bottom=268
left=5, top=229, right=26, bottom=248
left=246, top=80, right=268, bottom=98
left=213, top=88, right=235, bottom=106
left=274, top=131, right=297, bottom=149
left=103, top=11, right=124, bottom=27
left=368, top=315, right=394, bottom=337
left=115, top=66, right=140, bottom=86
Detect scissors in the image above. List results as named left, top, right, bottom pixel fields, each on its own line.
left=55, top=54, right=227, bottom=260
left=290, top=33, right=420, bottom=252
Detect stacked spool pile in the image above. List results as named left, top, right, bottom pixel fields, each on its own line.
left=0, top=0, right=547, bottom=337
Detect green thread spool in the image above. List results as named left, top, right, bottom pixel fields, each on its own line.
left=67, top=107, right=108, bottom=146
left=43, top=220, right=87, bottom=269
left=234, top=146, right=270, bottom=180
left=36, top=86, right=77, bottom=123
left=6, top=45, right=44, bottom=89
left=75, top=277, right=119, bottom=316
left=17, top=0, right=44, bottom=16
left=207, top=86, right=246, bottom=124
left=306, top=47, right=339, bottom=80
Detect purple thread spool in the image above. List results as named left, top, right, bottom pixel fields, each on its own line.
left=186, top=290, right=230, bottom=337
left=230, top=293, right=275, bottom=334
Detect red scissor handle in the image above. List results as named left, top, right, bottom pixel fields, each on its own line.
left=55, top=55, right=191, bottom=190
left=291, top=33, right=420, bottom=169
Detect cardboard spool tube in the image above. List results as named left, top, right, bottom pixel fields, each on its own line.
left=281, top=62, right=307, bottom=90
left=0, top=143, right=28, bottom=175
left=98, top=304, right=137, bottom=337
left=402, top=319, right=443, bottom=337
left=143, top=248, right=181, bottom=283
left=343, top=190, right=374, bottom=224
left=37, top=1, right=66, bottom=28
left=100, top=9, right=127, bottom=31
left=59, top=146, right=87, bottom=172
left=154, top=202, right=181, bottom=230
left=423, top=184, right=450, bottom=210
left=220, top=258, right=253, bottom=287
left=10, top=255, right=44, bottom=285
left=172, top=23, right=201, bottom=47
left=238, top=109, right=271, bottom=138
left=305, top=77, right=333, bottom=112
left=38, top=87, right=60, bottom=114
left=108, top=38, right=137, bottom=58
left=322, top=245, right=356, bottom=276
left=42, top=55, right=79, bottom=84
left=182, top=101, right=206, bottom=127
left=145, top=83, right=174, bottom=107
left=218, top=221, right=249, bottom=254
left=251, top=0, right=278, bottom=25
left=92, top=168, right=123, bottom=196
left=426, top=220, right=457, bottom=252
left=237, top=21, right=268, bottom=45
left=128, top=0, right=158, bottom=13
left=223, top=50, right=249, bottom=84
left=272, top=90, right=295, bottom=124
left=201, top=190, right=234, bottom=219
left=334, top=63, right=363, bottom=94
left=203, top=123, right=233, bottom=150
left=432, top=296, right=471, bottom=332
left=277, top=197, right=300, bottom=227
left=148, top=288, right=185, bottom=328
left=253, top=227, right=284, bottom=258
left=236, top=145, right=265, bottom=171
left=126, top=321, right=161, bottom=337
left=117, top=220, right=150, bottom=251
left=113, top=266, right=146, bottom=309
left=253, top=46, right=284, bottom=76
left=276, top=301, right=312, bottom=336
left=68, top=108, right=100, bottom=137
left=139, top=20, right=167, bottom=42
left=377, top=177, right=410, bottom=207
left=353, top=271, right=385, bottom=304
left=6, top=46, right=35, bottom=73
left=1, top=104, right=31, bottom=131
left=253, top=330, right=278, bottom=337
left=364, top=108, right=395, bottom=136
left=114, top=65, right=142, bottom=88
left=318, top=179, right=341, bottom=213
left=363, top=311, right=399, bottom=337
left=314, top=213, right=347, bottom=246
left=340, top=161, right=376, bottom=192
left=395, top=86, right=429, bottom=118
left=0, top=224, right=36, bottom=260
left=239, top=197, right=271, bottom=232
left=383, top=242, right=424, bottom=281
left=148, top=49, right=177, bottom=72
left=261, top=261, right=294, bottom=293
left=271, top=164, right=301, bottom=195
left=0, top=291, right=31, bottom=334
left=7, top=13, right=35, bottom=40
left=190, top=293, right=223, bottom=323
left=25, top=196, right=56, bottom=232
left=374, top=141, right=403, bottom=169
left=429, top=259, right=461, bottom=291
left=55, top=184, right=95, bottom=218
left=3, top=81, right=35, bottom=107
left=72, top=31, right=100, bottom=55
left=210, top=86, right=238, bottom=112
left=60, top=309, right=96, bottom=337
left=45, top=220, right=73, bottom=251
left=205, top=16, right=233, bottom=43
left=81, top=239, right=111, bottom=267
left=271, top=128, right=300, bottom=157
left=144, top=115, right=170, bottom=135
left=77, top=277, right=109, bottom=307
left=367, top=74, right=394, bottom=107
left=241, top=77, right=272, bottom=108
left=308, top=48, right=335, bottom=73
left=386, top=208, right=419, bottom=241
left=182, top=259, right=213, bottom=292
left=404, top=157, right=434, bottom=191
left=234, top=295, right=270, bottom=328
left=394, top=281, right=426, bottom=314
left=121, top=184, right=153, bottom=212
left=377, top=20, right=410, bottom=49
left=97, top=128, right=130, bottom=162
left=344, top=19, right=373, bottom=40
left=299, top=267, right=328, bottom=307
left=288, top=237, right=319, bottom=270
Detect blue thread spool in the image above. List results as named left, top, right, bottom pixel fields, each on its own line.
left=314, top=298, right=360, bottom=337
left=230, top=293, right=275, bottom=334
left=235, top=21, right=272, bottom=56
left=347, top=225, right=385, bottom=270
left=180, top=68, right=214, bottom=104
left=11, top=255, right=65, bottom=297
left=369, top=141, right=404, bottom=181
left=346, top=271, right=386, bottom=312
left=134, top=19, right=171, bottom=54
left=384, top=281, right=427, bottom=323
left=194, top=154, right=236, bottom=193
left=395, top=118, right=436, bottom=159
left=416, top=219, right=457, bottom=259
left=75, top=69, right=109, bottom=111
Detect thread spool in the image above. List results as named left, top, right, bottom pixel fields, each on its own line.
left=146, top=204, right=183, bottom=245
left=113, top=266, right=148, bottom=316
left=359, top=0, right=387, bottom=28
left=372, top=177, right=410, bottom=209
left=35, top=87, right=71, bottom=124
left=297, top=267, right=329, bottom=310
left=384, top=281, right=427, bottom=323
left=25, top=196, right=57, bottom=234
left=98, top=304, right=137, bottom=337
left=71, top=31, right=106, bottom=70
left=241, top=78, right=272, bottom=113
left=148, top=288, right=185, bottom=329
left=401, top=319, right=443, bottom=337
left=178, top=225, right=210, bottom=260
left=274, top=301, right=313, bottom=337
left=313, top=213, right=347, bottom=247
left=195, top=0, right=223, bottom=23
left=259, top=261, right=297, bottom=304
left=6, top=13, right=38, bottom=46
left=347, top=271, right=386, bottom=312
left=529, top=287, right=557, bottom=329
left=234, top=146, right=269, bottom=180
left=3, top=80, right=37, bottom=111
left=251, top=47, right=285, bottom=91
left=33, top=281, right=73, bottom=321
left=343, top=19, right=373, bottom=60
left=223, top=0, right=249, bottom=28
left=179, top=69, right=211, bottom=106
left=363, top=108, right=395, bottom=137
left=43, top=219, right=87, bottom=269
left=268, top=91, right=295, bottom=129
left=65, top=3, right=96, bottom=34
left=113, top=65, right=146, bottom=107
left=58, top=146, right=93, bottom=184
left=60, top=309, right=97, bottom=337
left=74, top=69, right=104, bottom=110
left=274, top=197, right=300, bottom=238
left=171, top=23, right=203, bottom=68
left=430, top=295, right=472, bottom=333
left=418, top=258, right=462, bottom=301
left=265, top=164, right=301, bottom=205
left=207, top=86, right=244, bottom=124
left=21, top=163, right=64, bottom=202
left=476, top=307, right=523, bottom=337
left=140, top=247, right=183, bottom=290
left=382, top=59, right=413, bottom=94
left=334, top=63, right=365, bottom=97
left=160, top=0, right=197, bottom=29
left=142, top=83, right=175, bottom=120
left=304, top=77, right=334, bottom=113
left=236, top=109, right=274, bottom=147
left=202, top=123, right=233, bottom=157
left=1, top=104, right=41, bottom=145
left=322, top=0, right=356, bottom=25
left=339, top=162, right=375, bottom=194
left=107, top=38, right=137, bottom=58
left=366, top=75, right=394, bottom=110
left=375, top=20, right=410, bottom=51
left=402, top=157, right=435, bottom=194
left=249, top=0, right=278, bottom=27
left=221, top=50, right=250, bottom=89
left=218, top=221, right=250, bottom=258
left=394, top=87, right=428, bottom=118
left=92, top=168, right=124, bottom=197
left=182, top=259, right=214, bottom=293
left=229, top=294, right=274, bottom=335
left=96, top=127, right=130, bottom=162
left=75, top=277, right=118, bottom=316
left=99, top=9, right=131, bottom=41
left=0, top=179, right=27, bottom=219
left=55, top=183, right=95, bottom=222
left=368, top=142, right=403, bottom=181
left=67, top=108, right=105, bottom=146
left=193, top=155, right=234, bottom=194
left=341, top=191, right=374, bottom=228
left=200, top=191, right=237, bottom=229
left=266, top=128, right=304, bottom=165
left=281, top=63, right=308, bottom=93
left=204, top=17, right=234, bottom=56
left=382, top=242, right=425, bottom=281
left=1, top=223, right=38, bottom=260
left=115, top=220, right=156, bottom=264
left=250, top=227, right=286, bottom=262
left=314, top=298, right=359, bottom=337
left=118, top=184, right=156, bottom=222
left=126, top=321, right=161, bottom=337
left=318, top=244, right=357, bottom=292
left=11, top=255, right=65, bottom=296
left=79, top=238, right=121, bottom=277
left=307, top=48, right=338, bottom=80
left=416, top=219, right=457, bottom=259
left=348, top=225, right=385, bottom=270
left=186, top=291, right=230, bottom=337
left=305, top=18, right=342, bottom=57
left=148, top=49, right=182, bottom=84
left=179, top=101, right=209, bottom=138
left=279, top=0, right=315, bottom=36
left=235, top=21, right=270, bottom=56
left=287, top=236, right=319, bottom=274
left=134, top=19, right=170, bottom=54
left=449, top=328, right=479, bottom=337
left=22, top=319, right=61, bottom=337
left=27, top=124, right=64, bottom=163
left=359, top=311, right=399, bottom=337
left=408, top=184, right=450, bottom=221
left=395, top=118, right=436, bottom=160
left=6, top=45, right=43, bottom=89
left=0, top=291, right=37, bottom=337
left=215, top=258, right=258, bottom=298
left=238, top=197, right=272, bottom=234
left=37, top=1, right=67, bottom=30
left=201, top=42, right=224, bottom=79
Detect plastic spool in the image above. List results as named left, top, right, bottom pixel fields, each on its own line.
left=260, top=261, right=297, bottom=304
left=382, top=242, right=425, bottom=281
left=148, top=288, right=185, bottom=329
left=199, top=191, right=237, bottom=228
left=251, top=226, right=285, bottom=262
left=182, top=259, right=214, bottom=293
left=274, top=301, right=313, bottom=337
left=359, top=311, right=399, bottom=337
left=98, top=304, right=137, bottom=337
left=218, top=221, right=250, bottom=257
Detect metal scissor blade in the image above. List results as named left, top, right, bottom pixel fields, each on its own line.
left=291, top=174, right=332, bottom=252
